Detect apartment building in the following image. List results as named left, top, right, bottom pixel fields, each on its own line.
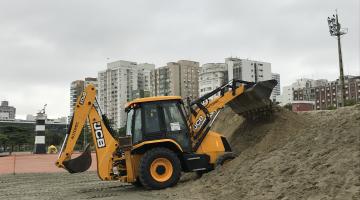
left=150, top=60, right=199, bottom=99
left=0, top=101, right=16, bottom=121
left=198, top=63, right=228, bottom=97
left=271, top=73, right=281, bottom=102
left=70, top=80, right=85, bottom=117
left=293, top=76, right=360, bottom=110
left=226, top=57, right=271, bottom=82
left=277, top=78, right=328, bottom=106
left=137, top=63, right=155, bottom=98
left=98, top=60, right=155, bottom=128
left=69, top=77, right=98, bottom=117
left=277, top=86, right=293, bottom=106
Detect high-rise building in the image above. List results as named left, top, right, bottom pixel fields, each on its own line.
left=0, top=101, right=16, bottom=121
left=271, top=73, right=281, bottom=102
left=150, top=60, right=199, bottom=99
left=69, top=77, right=98, bottom=117
left=98, top=60, right=154, bottom=129
left=277, top=86, right=293, bottom=106
left=137, top=63, right=155, bottom=98
left=70, top=80, right=85, bottom=117
left=226, top=57, right=272, bottom=82
left=199, top=63, right=228, bottom=97
left=150, top=66, right=170, bottom=96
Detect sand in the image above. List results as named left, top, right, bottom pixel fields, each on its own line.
left=158, top=105, right=360, bottom=200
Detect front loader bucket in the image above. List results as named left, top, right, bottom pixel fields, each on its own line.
left=228, top=79, right=278, bottom=115
left=63, top=144, right=92, bottom=173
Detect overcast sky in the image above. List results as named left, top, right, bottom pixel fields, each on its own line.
left=0, top=0, right=359, bottom=119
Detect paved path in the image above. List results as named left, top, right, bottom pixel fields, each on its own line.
left=0, top=152, right=97, bottom=174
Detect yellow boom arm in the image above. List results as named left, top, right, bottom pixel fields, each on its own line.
left=55, top=85, right=120, bottom=180
left=188, top=79, right=277, bottom=151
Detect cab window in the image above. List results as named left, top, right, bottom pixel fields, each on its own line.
left=125, top=109, right=134, bottom=136
left=143, top=103, right=161, bottom=133
left=163, top=102, right=187, bottom=132
left=132, top=108, right=142, bottom=144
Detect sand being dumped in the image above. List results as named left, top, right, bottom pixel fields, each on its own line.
left=158, top=105, right=360, bottom=200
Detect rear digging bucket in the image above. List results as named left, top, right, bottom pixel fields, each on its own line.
left=63, top=144, right=92, bottom=173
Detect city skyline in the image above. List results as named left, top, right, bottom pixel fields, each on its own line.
left=0, top=0, right=358, bottom=118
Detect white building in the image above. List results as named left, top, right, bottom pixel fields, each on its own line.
left=292, top=78, right=312, bottom=90
left=277, top=78, right=329, bottom=106
left=277, top=85, right=293, bottom=106
left=0, top=101, right=15, bottom=120
left=137, top=63, right=155, bottom=98
left=199, top=63, right=228, bottom=97
left=226, top=57, right=272, bottom=82
left=70, top=77, right=98, bottom=117
left=271, top=73, right=281, bottom=102
left=98, top=60, right=154, bottom=129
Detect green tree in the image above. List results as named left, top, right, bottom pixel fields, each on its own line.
left=1, top=126, right=31, bottom=154
left=0, top=133, right=9, bottom=152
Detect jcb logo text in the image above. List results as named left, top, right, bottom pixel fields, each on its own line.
left=93, top=122, right=106, bottom=148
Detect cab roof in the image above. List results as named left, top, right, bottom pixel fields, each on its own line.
left=126, top=96, right=182, bottom=108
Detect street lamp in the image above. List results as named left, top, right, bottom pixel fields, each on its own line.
left=327, top=10, right=348, bottom=107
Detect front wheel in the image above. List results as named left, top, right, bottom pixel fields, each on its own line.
left=138, top=147, right=181, bottom=189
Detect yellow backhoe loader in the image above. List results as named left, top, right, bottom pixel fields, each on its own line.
left=55, top=79, right=277, bottom=189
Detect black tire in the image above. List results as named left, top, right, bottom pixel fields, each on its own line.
left=131, top=179, right=142, bottom=187
left=138, top=147, right=181, bottom=190
left=215, top=152, right=236, bottom=167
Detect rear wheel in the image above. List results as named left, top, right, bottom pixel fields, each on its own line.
left=131, top=179, right=142, bottom=187
left=138, top=147, right=181, bottom=189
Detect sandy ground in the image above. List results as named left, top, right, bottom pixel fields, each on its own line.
left=0, top=105, right=359, bottom=200
left=0, top=172, right=157, bottom=200
left=157, top=105, right=360, bottom=200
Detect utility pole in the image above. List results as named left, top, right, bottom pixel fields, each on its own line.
left=327, top=10, right=348, bottom=107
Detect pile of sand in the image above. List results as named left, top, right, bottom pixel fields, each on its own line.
left=157, top=105, right=360, bottom=200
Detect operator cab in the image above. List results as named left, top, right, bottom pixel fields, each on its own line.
left=125, top=96, right=192, bottom=152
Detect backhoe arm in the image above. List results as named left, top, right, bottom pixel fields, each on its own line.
left=56, top=85, right=96, bottom=170
left=55, top=85, right=119, bottom=180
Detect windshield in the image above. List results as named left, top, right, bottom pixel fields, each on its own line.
left=126, top=109, right=134, bottom=136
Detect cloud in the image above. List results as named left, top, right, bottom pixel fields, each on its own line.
left=0, top=0, right=358, bottom=118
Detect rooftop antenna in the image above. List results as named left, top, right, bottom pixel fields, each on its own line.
left=39, top=104, right=47, bottom=114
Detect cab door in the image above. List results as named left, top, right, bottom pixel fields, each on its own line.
left=160, top=101, right=191, bottom=152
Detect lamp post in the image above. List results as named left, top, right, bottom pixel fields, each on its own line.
left=327, top=10, right=348, bottom=107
